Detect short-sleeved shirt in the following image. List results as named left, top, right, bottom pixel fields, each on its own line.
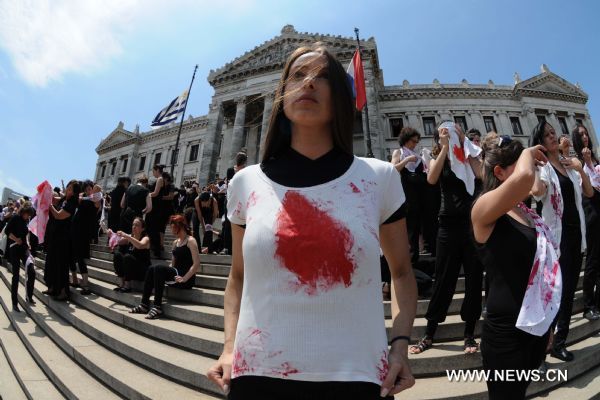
left=227, top=157, right=405, bottom=384
left=4, top=215, right=29, bottom=247
left=125, top=185, right=149, bottom=214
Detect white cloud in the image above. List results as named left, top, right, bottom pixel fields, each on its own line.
left=0, top=0, right=140, bottom=87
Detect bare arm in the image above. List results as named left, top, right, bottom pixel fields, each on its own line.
left=568, top=157, right=594, bottom=198
left=207, top=223, right=245, bottom=393
left=379, top=218, right=417, bottom=396
left=142, top=194, right=152, bottom=214
left=177, top=237, right=201, bottom=283
left=212, top=198, right=219, bottom=222
left=150, top=177, right=163, bottom=198
left=530, top=169, right=548, bottom=198
left=118, top=232, right=150, bottom=249
left=427, top=127, right=450, bottom=185
left=472, top=146, right=547, bottom=243
left=194, top=197, right=205, bottom=229
left=50, top=205, right=72, bottom=220
left=120, top=193, right=127, bottom=209
left=468, top=155, right=483, bottom=180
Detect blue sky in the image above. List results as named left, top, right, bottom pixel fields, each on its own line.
left=0, top=0, right=598, bottom=196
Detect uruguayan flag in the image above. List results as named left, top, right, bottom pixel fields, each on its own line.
left=150, top=90, right=188, bottom=129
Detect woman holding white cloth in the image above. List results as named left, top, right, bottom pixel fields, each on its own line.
left=530, top=120, right=594, bottom=362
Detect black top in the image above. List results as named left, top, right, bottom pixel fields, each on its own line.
left=400, top=161, right=427, bottom=186
left=72, top=199, right=97, bottom=235
left=475, top=214, right=536, bottom=332
left=553, top=167, right=580, bottom=228
left=438, top=162, right=474, bottom=225
left=185, top=191, right=197, bottom=208
left=128, top=238, right=151, bottom=267
left=4, top=214, right=28, bottom=247
left=109, top=186, right=126, bottom=217
left=172, top=240, right=194, bottom=276
left=125, top=185, right=149, bottom=213
left=200, top=199, right=215, bottom=225
left=260, top=147, right=405, bottom=224
left=50, top=197, right=78, bottom=236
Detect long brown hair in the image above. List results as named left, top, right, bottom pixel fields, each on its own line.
left=480, top=132, right=524, bottom=195
left=261, top=43, right=355, bottom=162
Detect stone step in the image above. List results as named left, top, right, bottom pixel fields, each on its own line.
left=0, top=275, right=121, bottom=400
left=0, top=269, right=221, bottom=400
left=394, top=330, right=600, bottom=399
left=90, top=246, right=232, bottom=265
left=87, top=255, right=231, bottom=277
left=532, top=363, right=600, bottom=399
left=0, top=302, right=64, bottom=399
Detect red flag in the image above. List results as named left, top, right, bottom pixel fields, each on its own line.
left=347, top=50, right=367, bottom=111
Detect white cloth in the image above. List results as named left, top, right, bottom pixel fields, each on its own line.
left=227, top=158, right=405, bottom=384
left=584, top=163, right=600, bottom=189
left=399, top=146, right=422, bottom=173
left=515, top=203, right=562, bottom=336
left=421, top=148, right=432, bottom=173
left=532, top=163, right=587, bottom=253
left=440, top=122, right=481, bottom=195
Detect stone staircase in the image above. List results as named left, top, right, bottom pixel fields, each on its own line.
left=0, top=234, right=599, bottom=399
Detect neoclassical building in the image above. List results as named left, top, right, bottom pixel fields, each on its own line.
left=95, top=25, right=596, bottom=190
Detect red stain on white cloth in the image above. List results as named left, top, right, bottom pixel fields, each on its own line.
left=274, top=191, right=356, bottom=295
left=452, top=144, right=467, bottom=163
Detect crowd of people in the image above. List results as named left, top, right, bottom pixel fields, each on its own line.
left=1, top=42, right=599, bottom=400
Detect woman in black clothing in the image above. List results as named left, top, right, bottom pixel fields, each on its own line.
left=391, top=127, right=427, bottom=269
left=129, top=215, right=200, bottom=319
left=410, top=122, right=483, bottom=355
left=530, top=121, right=593, bottom=362
left=113, top=217, right=151, bottom=292
left=572, top=124, right=600, bottom=320
left=472, top=133, right=552, bottom=399
left=119, top=175, right=151, bottom=234
left=160, top=172, right=176, bottom=246
left=146, top=165, right=165, bottom=257
left=70, top=180, right=99, bottom=295
left=5, top=205, right=35, bottom=311
left=46, top=180, right=81, bottom=301
left=194, top=191, right=219, bottom=249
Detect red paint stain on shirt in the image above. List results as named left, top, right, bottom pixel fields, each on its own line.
left=376, top=351, right=389, bottom=383
left=452, top=144, right=467, bottom=163
left=528, top=259, right=540, bottom=286
left=246, top=191, right=258, bottom=209
left=350, top=182, right=361, bottom=193
left=270, top=362, right=300, bottom=378
left=232, top=348, right=253, bottom=375
left=275, top=191, right=356, bottom=295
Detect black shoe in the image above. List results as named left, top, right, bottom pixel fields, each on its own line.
left=80, top=288, right=92, bottom=295
left=583, top=309, right=600, bottom=321
left=551, top=346, right=574, bottom=362
left=12, top=303, right=20, bottom=312
left=26, top=297, right=36, bottom=305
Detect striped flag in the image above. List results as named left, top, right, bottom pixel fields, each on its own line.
left=346, top=50, right=366, bottom=111
left=150, top=90, right=189, bottom=129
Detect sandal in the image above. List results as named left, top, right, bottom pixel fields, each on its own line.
left=145, top=306, right=163, bottom=320
left=464, top=336, right=479, bottom=354
left=130, top=304, right=149, bottom=314
left=409, top=336, right=433, bottom=354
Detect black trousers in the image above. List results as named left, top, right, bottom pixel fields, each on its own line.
left=69, top=257, right=88, bottom=274
left=113, top=250, right=148, bottom=281
left=202, top=230, right=214, bottom=248
left=222, top=218, right=232, bottom=253
left=425, top=222, right=482, bottom=335
left=141, top=264, right=193, bottom=307
left=553, top=225, right=583, bottom=349
left=9, top=244, right=35, bottom=305
left=404, top=180, right=426, bottom=266
left=229, top=376, right=393, bottom=400
left=192, top=212, right=201, bottom=249
left=583, top=220, right=600, bottom=312
left=481, top=323, right=548, bottom=400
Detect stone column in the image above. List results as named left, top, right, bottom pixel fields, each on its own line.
left=547, top=109, right=562, bottom=134
left=566, top=111, right=577, bottom=132
left=464, top=113, right=474, bottom=131
left=199, top=101, right=224, bottom=183
left=407, top=112, right=423, bottom=133
left=438, top=110, right=453, bottom=123
left=468, top=110, right=486, bottom=134
left=523, top=107, right=539, bottom=136
left=496, top=111, right=513, bottom=136
left=175, top=142, right=188, bottom=185
left=584, top=113, right=598, bottom=150
left=230, top=97, right=247, bottom=164
left=259, top=92, right=274, bottom=161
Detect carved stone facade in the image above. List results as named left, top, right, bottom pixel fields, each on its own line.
left=95, top=25, right=596, bottom=190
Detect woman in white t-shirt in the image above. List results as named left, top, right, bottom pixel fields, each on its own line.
left=207, top=44, right=417, bottom=400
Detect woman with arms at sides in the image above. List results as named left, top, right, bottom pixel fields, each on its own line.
left=146, top=165, right=165, bottom=257
left=472, top=133, right=558, bottom=399
left=530, top=121, right=593, bottom=362
left=45, top=180, right=81, bottom=301
left=410, top=122, right=483, bottom=355
left=571, top=124, right=600, bottom=321
left=207, top=44, right=417, bottom=400
left=194, top=190, right=219, bottom=251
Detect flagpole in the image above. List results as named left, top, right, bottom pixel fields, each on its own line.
left=354, top=28, right=374, bottom=158
left=170, top=64, right=199, bottom=177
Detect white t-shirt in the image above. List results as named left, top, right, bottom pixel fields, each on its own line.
left=227, top=157, right=406, bottom=384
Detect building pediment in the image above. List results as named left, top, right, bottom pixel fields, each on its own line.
left=96, top=123, right=138, bottom=153
left=207, top=25, right=379, bottom=87
left=514, top=71, right=588, bottom=104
